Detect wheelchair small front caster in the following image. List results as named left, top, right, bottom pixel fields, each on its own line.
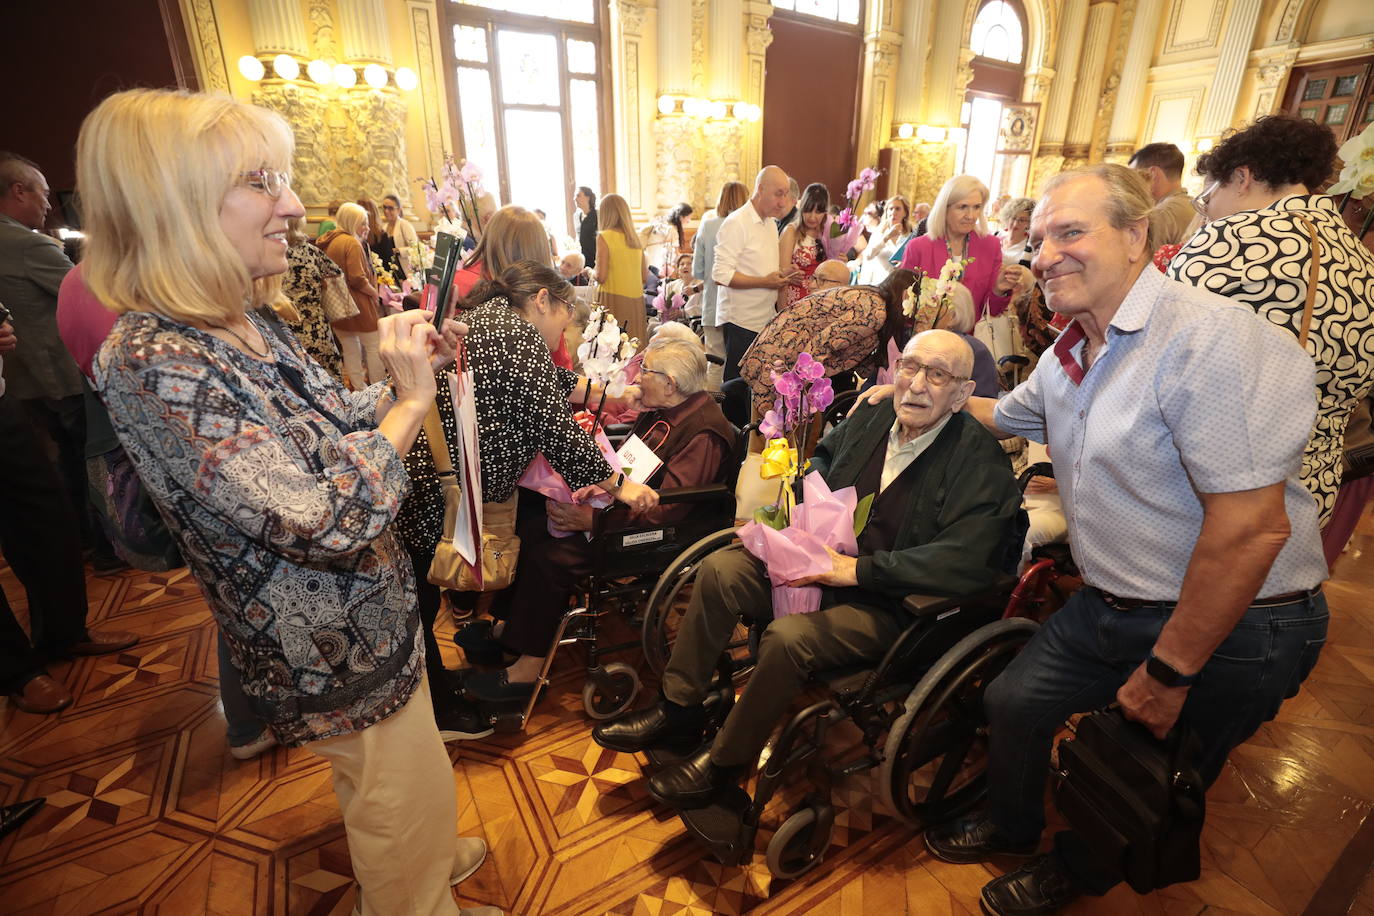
left=765, top=804, right=834, bottom=879
left=581, top=662, right=640, bottom=720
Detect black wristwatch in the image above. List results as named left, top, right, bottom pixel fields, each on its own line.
left=1145, top=652, right=1199, bottom=688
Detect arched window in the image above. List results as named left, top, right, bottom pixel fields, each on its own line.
left=970, top=0, right=1024, bottom=65
left=957, top=0, right=1031, bottom=201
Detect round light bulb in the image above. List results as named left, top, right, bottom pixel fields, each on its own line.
left=680, top=97, right=702, bottom=118
left=333, top=64, right=358, bottom=88
left=745, top=103, right=762, bottom=122
left=395, top=67, right=418, bottom=91
left=272, top=54, right=299, bottom=81
left=307, top=59, right=332, bottom=84
left=897, top=122, right=914, bottom=139
left=708, top=100, right=728, bottom=120
left=363, top=64, right=388, bottom=89
left=657, top=95, right=678, bottom=115
left=238, top=55, right=266, bottom=81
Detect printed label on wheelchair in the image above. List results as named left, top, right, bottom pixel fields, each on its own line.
left=621, top=528, right=671, bottom=548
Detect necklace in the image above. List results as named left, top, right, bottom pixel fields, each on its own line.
left=207, top=321, right=271, bottom=358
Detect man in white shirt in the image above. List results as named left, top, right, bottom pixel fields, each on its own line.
left=712, top=165, right=798, bottom=380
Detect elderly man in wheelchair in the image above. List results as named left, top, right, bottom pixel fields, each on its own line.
left=594, top=329, right=1024, bottom=810
left=460, top=338, right=737, bottom=705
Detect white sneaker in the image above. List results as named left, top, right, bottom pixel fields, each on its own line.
left=229, top=730, right=277, bottom=760
left=450, top=836, right=487, bottom=886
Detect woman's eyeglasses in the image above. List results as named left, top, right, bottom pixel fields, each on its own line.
left=1192, top=180, right=1221, bottom=216
left=239, top=168, right=291, bottom=199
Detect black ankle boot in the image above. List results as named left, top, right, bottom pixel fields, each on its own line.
left=592, top=697, right=706, bottom=753
left=646, top=746, right=743, bottom=809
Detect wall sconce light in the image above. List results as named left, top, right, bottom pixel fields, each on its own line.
left=238, top=55, right=266, bottom=81
left=333, top=64, right=358, bottom=88
left=681, top=97, right=706, bottom=118
left=657, top=94, right=680, bottom=115
left=897, top=123, right=914, bottom=140
left=363, top=64, right=388, bottom=89
left=395, top=67, right=419, bottom=91
left=272, top=54, right=300, bottom=81
left=915, top=125, right=948, bottom=143
left=732, top=102, right=761, bottom=122
left=707, top=100, right=728, bottom=119
left=307, top=59, right=332, bottom=84
left=1193, top=138, right=1215, bottom=153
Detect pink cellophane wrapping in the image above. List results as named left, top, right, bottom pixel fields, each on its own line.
left=739, top=472, right=859, bottom=617
left=517, top=428, right=623, bottom=538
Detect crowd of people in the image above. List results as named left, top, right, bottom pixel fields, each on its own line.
left=1, top=82, right=1372, bottom=916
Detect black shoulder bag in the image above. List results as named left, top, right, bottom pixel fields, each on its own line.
left=1054, top=707, right=1206, bottom=894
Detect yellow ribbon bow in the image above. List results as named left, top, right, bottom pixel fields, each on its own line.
left=760, top=438, right=799, bottom=480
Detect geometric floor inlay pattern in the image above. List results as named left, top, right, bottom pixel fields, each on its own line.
left=2, top=513, right=1374, bottom=914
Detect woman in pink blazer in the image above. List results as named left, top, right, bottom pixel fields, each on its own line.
left=899, top=175, right=1021, bottom=319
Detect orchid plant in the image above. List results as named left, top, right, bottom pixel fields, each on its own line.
left=1330, top=122, right=1374, bottom=239
left=417, top=155, right=485, bottom=241
left=369, top=249, right=400, bottom=290
left=834, top=167, right=881, bottom=236
left=404, top=238, right=436, bottom=293
left=755, top=352, right=835, bottom=528
left=903, top=256, right=974, bottom=329
left=576, top=306, right=640, bottom=434
left=652, top=280, right=687, bottom=325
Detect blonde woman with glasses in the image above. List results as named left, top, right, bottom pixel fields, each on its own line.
left=79, top=88, right=497, bottom=915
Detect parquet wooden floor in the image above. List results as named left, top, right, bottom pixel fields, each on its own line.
left=2, top=512, right=1373, bottom=915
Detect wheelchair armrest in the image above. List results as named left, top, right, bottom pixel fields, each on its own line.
left=656, top=484, right=732, bottom=505
left=901, top=573, right=1019, bottom=617
left=588, top=484, right=732, bottom=535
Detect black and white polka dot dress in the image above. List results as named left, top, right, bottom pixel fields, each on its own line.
left=394, top=298, right=611, bottom=557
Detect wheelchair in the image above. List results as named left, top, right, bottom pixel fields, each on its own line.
left=631, top=461, right=1075, bottom=880
left=485, top=420, right=756, bottom=734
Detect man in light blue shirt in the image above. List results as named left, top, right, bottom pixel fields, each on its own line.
left=926, top=164, right=1329, bottom=915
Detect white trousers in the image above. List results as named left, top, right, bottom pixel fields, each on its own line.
left=309, top=676, right=461, bottom=916
left=337, top=330, right=385, bottom=389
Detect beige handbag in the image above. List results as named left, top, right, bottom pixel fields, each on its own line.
left=321, top=273, right=359, bottom=323
left=422, top=405, right=521, bottom=592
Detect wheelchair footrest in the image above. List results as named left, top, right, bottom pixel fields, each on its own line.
left=676, top=788, right=754, bottom=865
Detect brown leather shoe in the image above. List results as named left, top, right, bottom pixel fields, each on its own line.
left=63, top=630, right=139, bottom=657
left=11, top=675, right=73, bottom=714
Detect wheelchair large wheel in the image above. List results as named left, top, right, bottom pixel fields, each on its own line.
left=640, top=527, right=745, bottom=676
left=879, top=617, right=1039, bottom=828
left=764, top=804, right=834, bottom=880
left=582, top=662, right=641, bottom=720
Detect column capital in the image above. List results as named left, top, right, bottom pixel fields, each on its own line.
left=746, top=19, right=774, bottom=56
left=614, top=0, right=650, bottom=37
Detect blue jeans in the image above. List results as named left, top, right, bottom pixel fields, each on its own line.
left=984, top=586, right=1328, bottom=892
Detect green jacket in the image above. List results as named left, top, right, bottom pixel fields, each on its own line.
left=810, top=400, right=1023, bottom=602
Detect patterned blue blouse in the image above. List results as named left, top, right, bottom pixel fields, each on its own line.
left=94, top=311, right=422, bottom=747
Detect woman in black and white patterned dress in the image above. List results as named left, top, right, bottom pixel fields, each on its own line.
left=392, top=261, right=658, bottom=737
left=1168, top=114, right=1374, bottom=530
